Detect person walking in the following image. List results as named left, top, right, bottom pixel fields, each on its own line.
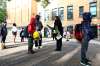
left=11, top=23, right=17, bottom=43
left=80, top=12, right=93, bottom=66
left=54, top=16, right=63, bottom=51
left=27, top=14, right=36, bottom=54
left=0, top=22, right=7, bottom=49
left=34, top=15, right=43, bottom=49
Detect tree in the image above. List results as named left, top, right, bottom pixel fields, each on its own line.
left=0, top=8, right=6, bottom=23
left=41, top=0, right=49, bottom=8
left=35, top=0, right=49, bottom=8
left=0, top=0, right=11, bottom=23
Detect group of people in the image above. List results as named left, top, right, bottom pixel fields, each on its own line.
left=0, top=22, right=18, bottom=49
left=0, top=12, right=94, bottom=66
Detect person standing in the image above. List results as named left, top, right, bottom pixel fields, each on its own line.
left=0, top=22, right=7, bottom=49
left=34, top=15, right=43, bottom=49
left=11, top=23, right=17, bottom=43
left=54, top=16, right=63, bottom=51
left=20, top=27, right=25, bottom=42
left=27, top=14, right=36, bottom=54
left=80, top=12, right=92, bottom=66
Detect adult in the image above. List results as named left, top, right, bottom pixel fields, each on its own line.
left=54, top=16, right=63, bottom=51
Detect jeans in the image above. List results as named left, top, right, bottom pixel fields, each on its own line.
left=81, top=35, right=89, bottom=61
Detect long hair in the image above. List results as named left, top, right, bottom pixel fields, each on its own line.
left=54, top=16, right=62, bottom=26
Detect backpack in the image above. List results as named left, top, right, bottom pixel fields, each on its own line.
left=74, top=24, right=83, bottom=42
left=28, top=24, right=33, bottom=34
left=33, top=31, right=40, bottom=40
left=23, top=26, right=29, bottom=38
left=88, top=25, right=97, bottom=40
left=36, top=21, right=43, bottom=31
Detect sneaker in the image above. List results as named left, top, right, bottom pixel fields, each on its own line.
left=80, top=61, right=91, bottom=66
left=39, top=46, right=43, bottom=49
left=35, top=47, right=38, bottom=49
left=85, top=58, right=91, bottom=63
left=28, top=50, right=35, bottom=54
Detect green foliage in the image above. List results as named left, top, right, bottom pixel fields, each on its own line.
left=41, top=0, right=49, bottom=8
left=0, top=0, right=11, bottom=24
left=0, top=8, right=6, bottom=23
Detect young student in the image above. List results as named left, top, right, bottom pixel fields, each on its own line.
left=20, top=28, right=25, bottom=42
left=27, top=14, right=36, bottom=54
left=34, top=15, right=43, bottom=49
left=80, top=12, right=92, bottom=66
left=11, top=23, right=17, bottom=43
left=0, top=22, right=7, bottom=49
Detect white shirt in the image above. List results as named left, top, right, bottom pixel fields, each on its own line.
left=12, top=26, right=17, bottom=32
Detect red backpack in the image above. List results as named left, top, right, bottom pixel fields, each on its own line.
left=28, top=24, right=33, bottom=34
left=74, top=24, right=83, bottom=42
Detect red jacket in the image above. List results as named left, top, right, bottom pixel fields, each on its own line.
left=28, top=16, right=36, bottom=34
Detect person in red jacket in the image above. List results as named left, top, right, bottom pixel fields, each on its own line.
left=28, top=14, right=36, bottom=54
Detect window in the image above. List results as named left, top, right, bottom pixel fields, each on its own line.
left=52, top=8, right=58, bottom=20
left=90, top=2, right=97, bottom=17
left=58, top=7, right=64, bottom=21
left=79, top=6, right=84, bottom=17
left=67, top=6, right=73, bottom=20
left=45, top=12, right=49, bottom=22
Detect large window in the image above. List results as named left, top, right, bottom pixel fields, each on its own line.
left=79, top=6, right=84, bottom=17
left=67, top=6, right=73, bottom=20
left=52, top=8, right=58, bottom=20
left=58, top=7, right=64, bottom=21
left=90, top=2, right=97, bottom=17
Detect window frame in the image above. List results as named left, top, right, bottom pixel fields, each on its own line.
left=58, top=7, right=64, bottom=21
left=89, top=2, right=97, bottom=17
left=79, top=6, right=84, bottom=17
left=67, top=6, right=73, bottom=20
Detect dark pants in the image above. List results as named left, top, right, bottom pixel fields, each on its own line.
left=28, top=36, right=34, bottom=52
left=56, top=38, right=62, bottom=50
left=1, top=36, right=6, bottom=43
left=81, top=35, right=89, bottom=61
left=21, top=36, right=24, bottom=42
left=35, top=34, right=42, bottom=47
left=53, top=34, right=56, bottom=40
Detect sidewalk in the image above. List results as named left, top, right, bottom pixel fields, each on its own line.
left=0, top=38, right=54, bottom=57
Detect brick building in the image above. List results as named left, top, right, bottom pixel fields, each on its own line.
left=44, top=0, right=100, bottom=28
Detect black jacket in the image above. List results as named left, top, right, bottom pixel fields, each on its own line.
left=54, top=20, right=63, bottom=36
left=1, top=25, right=7, bottom=36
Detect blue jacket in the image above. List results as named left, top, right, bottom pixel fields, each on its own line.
left=81, top=21, right=92, bottom=41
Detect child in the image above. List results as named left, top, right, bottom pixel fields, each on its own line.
left=20, top=28, right=25, bottom=42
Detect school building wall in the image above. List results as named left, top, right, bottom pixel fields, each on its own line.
left=6, top=0, right=37, bottom=27
left=44, top=0, right=100, bottom=28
